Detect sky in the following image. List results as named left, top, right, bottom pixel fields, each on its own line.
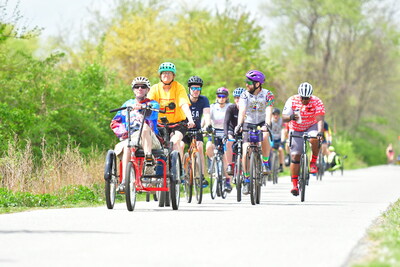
left=15, top=0, right=272, bottom=42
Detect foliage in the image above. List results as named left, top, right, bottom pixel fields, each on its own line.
left=353, top=199, right=400, bottom=266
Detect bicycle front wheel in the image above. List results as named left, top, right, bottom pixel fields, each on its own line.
left=249, top=151, right=259, bottom=205
left=125, top=161, right=136, bottom=211
left=234, top=157, right=242, bottom=202
left=183, top=153, right=193, bottom=203
left=104, top=150, right=117, bottom=209
left=193, top=152, right=203, bottom=204
left=169, top=151, right=181, bottom=210
left=271, top=151, right=279, bottom=184
left=299, top=154, right=308, bottom=202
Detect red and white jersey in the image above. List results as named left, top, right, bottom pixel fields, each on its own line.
left=282, top=95, right=325, bottom=132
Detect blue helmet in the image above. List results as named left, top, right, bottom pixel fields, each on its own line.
left=233, top=87, right=245, bottom=97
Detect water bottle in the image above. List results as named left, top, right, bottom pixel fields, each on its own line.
left=295, top=109, right=302, bottom=123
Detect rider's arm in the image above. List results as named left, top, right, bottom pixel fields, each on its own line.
left=265, top=105, right=273, bottom=126
left=316, top=115, right=324, bottom=133
left=201, top=107, right=211, bottom=128
left=223, top=106, right=232, bottom=136
left=281, top=97, right=294, bottom=122
left=181, top=103, right=195, bottom=125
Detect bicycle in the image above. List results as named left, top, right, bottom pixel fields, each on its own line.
left=316, top=148, right=325, bottom=181
left=230, top=133, right=244, bottom=202
left=268, top=141, right=280, bottom=185
left=104, top=102, right=182, bottom=211
left=243, top=125, right=268, bottom=205
left=207, top=129, right=228, bottom=200
left=289, top=132, right=320, bottom=202
left=182, top=129, right=206, bottom=204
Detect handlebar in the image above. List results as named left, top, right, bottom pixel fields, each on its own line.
left=110, top=102, right=175, bottom=114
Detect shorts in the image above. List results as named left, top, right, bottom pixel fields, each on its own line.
left=271, top=138, right=281, bottom=150
left=243, top=121, right=265, bottom=142
left=289, top=123, right=318, bottom=155
left=114, top=130, right=162, bottom=158
left=159, top=120, right=187, bottom=140
left=182, top=132, right=203, bottom=145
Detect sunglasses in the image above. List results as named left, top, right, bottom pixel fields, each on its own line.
left=245, top=79, right=254, bottom=85
left=301, top=96, right=310, bottom=100
left=133, top=85, right=148, bottom=89
left=217, top=94, right=227, bottom=98
left=190, top=87, right=202, bottom=91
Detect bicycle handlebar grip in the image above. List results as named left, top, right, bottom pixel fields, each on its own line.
left=109, top=106, right=127, bottom=113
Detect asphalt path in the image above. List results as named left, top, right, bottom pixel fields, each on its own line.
left=1, top=165, right=399, bottom=267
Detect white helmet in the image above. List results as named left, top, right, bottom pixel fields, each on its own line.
left=131, top=76, right=151, bottom=88
left=298, top=82, right=313, bottom=97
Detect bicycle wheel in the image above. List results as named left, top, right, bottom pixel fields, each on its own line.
left=209, top=157, right=218, bottom=199
left=271, top=151, right=279, bottom=184
left=125, top=161, right=136, bottom=211
left=169, top=151, right=181, bottom=210
left=234, top=157, right=242, bottom=202
left=317, top=151, right=324, bottom=181
left=104, top=150, right=117, bottom=209
left=183, top=152, right=192, bottom=203
left=300, top=154, right=308, bottom=202
left=249, top=151, right=258, bottom=205
left=193, top=152, right=203, bottom=204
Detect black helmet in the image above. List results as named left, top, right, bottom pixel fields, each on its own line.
left=272, top=108, right=281, bottom=115
left=188, top=76, right=203, bottom=87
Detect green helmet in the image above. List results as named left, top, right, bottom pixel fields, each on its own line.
left=158, top=62, right=176, bottom=74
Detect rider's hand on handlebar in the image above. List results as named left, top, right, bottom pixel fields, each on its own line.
left=222, top=135, right=228, bottom=144
left=187, top=120, right=196, bottom=129
left=234, top=124, right=242, bottom=135
left=317, top=132, right=323, bottom=140
left=206, top=124, right=213, bottom=133
left=290, top=114, right=298, bottom=121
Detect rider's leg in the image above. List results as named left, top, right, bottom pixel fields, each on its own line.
left=171, top=130, right=184, bottom=160
left=278, top=146, right=284, bottom=165
left=261, top=132, right=271, bottom=173
left=196, top=140, right=205, bottom=174
left=141, top=124, right=152, bottom=155
left=310, top=138, right=320, bottom=166
left=290, top=154, right=301, bottom=195
left=205, top=140, right=214, bottom=173
left=225, top=140, right=233, bottom=167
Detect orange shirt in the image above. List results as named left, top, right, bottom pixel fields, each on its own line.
left=147, top=81, right=190, bottom=123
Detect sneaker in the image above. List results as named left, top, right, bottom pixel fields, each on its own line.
left=291, top=186, right=299, bottom=196
left=117, top=183, right=125, bottom=193
left=225, top=181, right=232, bottom=193
left=242, top=178, right=250, bottom=195
left=226, top=164, right=234, bottom=175
left=202, top=178, right=209, bottom=188
left=279, top=165, right=284, bottom=173
left=262, top=163, right=271, bottom=175
left=310, top=162, right=318, bottom=174
left=145, top=154, right=155, bottom=166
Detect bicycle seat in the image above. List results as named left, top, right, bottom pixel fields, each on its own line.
left=135, top=149, right=165, bottom=158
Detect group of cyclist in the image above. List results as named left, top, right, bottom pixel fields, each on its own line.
left=110, top=61, right=337, bottom=198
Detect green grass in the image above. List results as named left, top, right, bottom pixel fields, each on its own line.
left=352, top=199, right=400, bottom=267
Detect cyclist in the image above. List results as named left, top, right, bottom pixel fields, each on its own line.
left=282, top=82, right=325, bottom=196
left=183, top=75, right=211, bottom=186
left=224, top=87, right=245, bottom=176
left=206, top=87, right=232, bottom=192
left=321, top=121, right=332, bottom=156
left=147, top=62, right=195, bottom=159
left=270, top=107, right=284, bottom=173
left=110, top=76, right=161, bottom=192
left=235, top=70, right=274, bottom=194
left=324, top=146, right=342, bottom=171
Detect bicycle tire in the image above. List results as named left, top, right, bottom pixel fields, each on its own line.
left=183, top=153, right=192, bottom=203
left=300, top=153, right=308, bottom=202
left=235, top=157, right=242, bottom=202
left=249, top=151, right=258, bottom=205
left=169, top=151, right=181, bottom=210
left=271, top=151, right=279, bottom=184
left=125, top=161, right=136, bottom=211
left=193, top=152, right=203, bottom=204
left=104, top=150, right=117, bottom=209
left=317, top=150, right=324, bottom=181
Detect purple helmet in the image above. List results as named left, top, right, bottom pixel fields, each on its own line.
left=216, top=87, right=229, bottom=96
left=246, top=70, right=265, bottom=84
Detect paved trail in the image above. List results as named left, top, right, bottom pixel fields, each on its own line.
left=1, top=165, right=399, bottom=266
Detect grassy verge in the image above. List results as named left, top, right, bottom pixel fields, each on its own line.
left=352, top=199, right=400, bottom=267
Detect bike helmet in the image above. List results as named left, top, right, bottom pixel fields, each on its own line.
left=272, top=107, right=281, bottom=115
left=216, top=87, right=229, bottom=96
left=328, top=146, right=335, bottom=152
left=187, top=76, right=203, bottom=87
left=131, top=76, right=151, bottom=88
left=298, top=82, right=313, bottom=97
left=246, top=70, right=265, bottom=84
left=233, top=87, right=245, bottom=97
left=158, top=62, right=176, bottom=74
